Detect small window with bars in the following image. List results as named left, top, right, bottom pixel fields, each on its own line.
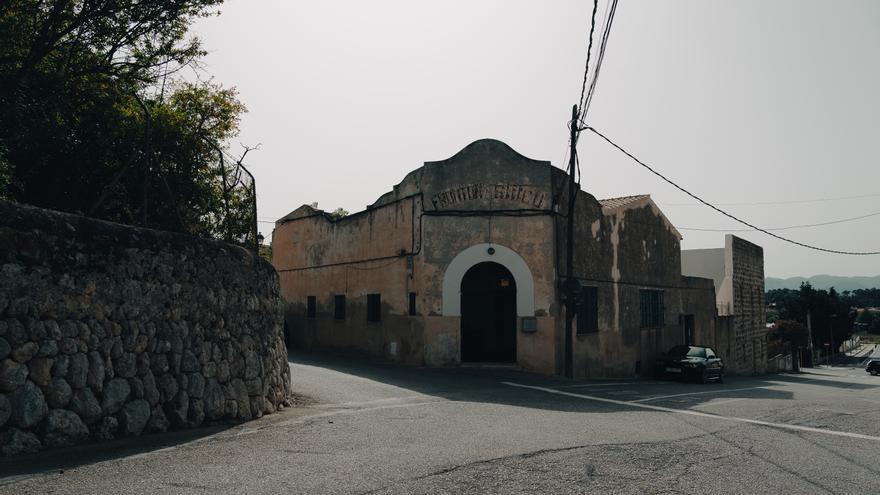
left=334, top=295, right=346, bottom=320
left=639, top=289, right=664, bottom=328
left=577, top=286, right=599, bottom=334
left=367, top=293, right=381, bottom=322
left=306, top=296, right=316, bottom=318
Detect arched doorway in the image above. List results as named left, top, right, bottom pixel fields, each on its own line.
left=460, top=262, right=517, bottom=363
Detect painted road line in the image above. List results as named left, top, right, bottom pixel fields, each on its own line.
left=703, top=398, right=746, bottom=406
left=631, top=386, right=766, bottom=402
left=555, top=382, right=645, bottom=389
left=502, top=381, right=880, bottom=443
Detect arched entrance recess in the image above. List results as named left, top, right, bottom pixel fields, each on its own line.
left=460, top=262, right=517, bottom=362
left=441, top=243, right=535, bottom=317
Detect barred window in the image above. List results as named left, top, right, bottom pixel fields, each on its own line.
left=639, top=289, right=664, bottom=328
left=306, top=296, right=316, bottom=318
left=334, top=295, right=346, bottom=320
left=367, top=294, right=381, bottom=322
left=577, top=286, right=599, bottom=334
left=408, top=292, right=417, bottom=316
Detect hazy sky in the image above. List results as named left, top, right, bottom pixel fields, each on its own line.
left=192, top=0, right=880, bottom=278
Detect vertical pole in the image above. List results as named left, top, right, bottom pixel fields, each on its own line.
left=564, top=104, right=578, bottom=379
left=218, top=151, right=231, bottom=242
left=829, top=317, right=834, bottom=366
left=251, top=180, right=258, bottom=252
left=806, top=310, right=813, bottom=367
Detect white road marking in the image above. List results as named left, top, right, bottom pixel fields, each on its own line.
left=555, top=382, right=645, bottom=389
left=631, top=386, right=766, bottom=402
left=703, top=398, right=745, bottom=406
left=503, top=381, right=880, bottom=443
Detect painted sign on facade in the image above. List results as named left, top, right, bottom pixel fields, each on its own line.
left=430, top=183, right=547, bottom=209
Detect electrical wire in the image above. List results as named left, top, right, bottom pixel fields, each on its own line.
left=581, top=0, right=619, bottom=122
left=583, top=125, right=880, bottom=255
left=577, top=0, right=600, bottom=120
left=679, top=210, right=880, bottom=232
left=661, top=193, right=880, bottom=207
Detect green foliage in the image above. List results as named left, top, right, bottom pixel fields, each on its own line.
left=0, top=0, right=255, bottom=244
left=765, top=283, right=854, bottom=349
left=328, top=208, right=349, bottom=220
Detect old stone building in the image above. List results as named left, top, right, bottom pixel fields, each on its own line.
left=273, top=139, right=722, bottom=378
left=682, top=235, right=767, bottom=374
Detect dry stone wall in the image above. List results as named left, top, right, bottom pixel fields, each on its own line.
left=0, top=201, right=290, bottom=456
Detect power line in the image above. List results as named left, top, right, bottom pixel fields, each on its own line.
left=577, top=0, right=600, bottom=119
left=661, top=193, right=880, bottom=207
left=581, top=0, right=619, bottom=121
left=583, top=125, right=880, bottom=255
left=680, top=210, right=880, bottom=232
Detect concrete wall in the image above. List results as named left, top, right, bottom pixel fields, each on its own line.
left=681, top=248, right=732, bottom=314
left=0, top=201, right=291, bottom=456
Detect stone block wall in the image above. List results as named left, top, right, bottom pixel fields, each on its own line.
left=0, top=201, right=291, bottom=456
left=730, top=235, right=766, bottom=374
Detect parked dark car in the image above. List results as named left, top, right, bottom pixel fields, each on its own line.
left=654, top=345, right=724, bottom=383
left=866, top=359, right=880, bottom=376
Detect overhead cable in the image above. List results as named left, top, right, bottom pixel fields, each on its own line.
left=662, top=192, right=880, bottom=207
left=583, top=126, right=880, bottom=255
left=680, top=210, right=880, bottom=232
left=581, top=0, right=619, bottom=121
left=577, top=0, right=600, bottom=120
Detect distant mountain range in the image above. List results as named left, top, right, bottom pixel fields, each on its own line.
left=765, top=275, right=880, bottom=291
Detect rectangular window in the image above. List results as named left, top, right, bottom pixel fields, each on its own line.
left=367, top=293, right=381, bottom=322
left=577, top=286, right=599, bottom=334
left=334, top=295, right=346, bottom=320
left=306, top=296, right=316, bottom=318
left=408, top=292, right=417, bottom=316
left=639, top=289, right=664, bottom=328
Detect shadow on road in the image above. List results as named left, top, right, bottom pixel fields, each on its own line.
left=0, top=422, right=237, bottom=481
left=286, top=349, right=878, bottom=414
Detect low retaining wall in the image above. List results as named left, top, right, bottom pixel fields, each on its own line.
left=0, top=201, right=290, bottom=456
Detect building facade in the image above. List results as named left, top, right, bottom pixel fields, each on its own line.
left=682, top=235, right=767, bottom=374
left=273, top=139, right=720, bottom=378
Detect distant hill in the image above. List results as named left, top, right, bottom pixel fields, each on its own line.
left=765, top=275, right=880, bottom=291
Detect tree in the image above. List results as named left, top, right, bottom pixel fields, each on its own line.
left=0, top=0, right=254, bottom=242
left=765, top=283, right=853, bottom=350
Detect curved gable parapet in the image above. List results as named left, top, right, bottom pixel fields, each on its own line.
left=422, top=139, right=555, bottom=212
left=425, top=138, right=550, bottom=169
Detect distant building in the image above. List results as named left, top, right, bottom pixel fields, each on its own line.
left=682, top=235, right=767, bottom=374
left=273, top=139, right=723, bottom=378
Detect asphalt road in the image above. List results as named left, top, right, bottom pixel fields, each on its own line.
left=2, top=351, right=880, bottom=494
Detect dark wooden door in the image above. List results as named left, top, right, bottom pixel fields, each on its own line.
left=461, top=262, right=517, bottom=363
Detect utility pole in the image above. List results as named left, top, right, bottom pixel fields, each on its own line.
left=563, top=104, right=579, bottom=379
left=806, top=310, right=814, bottom=367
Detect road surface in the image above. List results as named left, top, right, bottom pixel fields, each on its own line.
left=2, top=351, right=879, bottom=494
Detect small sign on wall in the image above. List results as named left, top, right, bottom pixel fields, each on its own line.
left=521, top=317, right=537, bottom=333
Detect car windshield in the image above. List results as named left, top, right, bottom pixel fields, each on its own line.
left=668, top=345, right=706, bottom=358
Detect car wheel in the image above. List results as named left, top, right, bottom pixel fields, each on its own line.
left=871, top=370, right=879, bottom=376
left=699, top=368, right=709, bottom=384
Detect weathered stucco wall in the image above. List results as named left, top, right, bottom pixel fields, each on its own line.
left=565, top=192, right=718, bottom=378
left=0, top=201, right=291, bottom=456
left=274, top=139, right=721, bottom=379
left=275, top=140, right=561, bottom=374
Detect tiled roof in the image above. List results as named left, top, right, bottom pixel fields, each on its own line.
left=597, top=194, right=649, bottom=210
